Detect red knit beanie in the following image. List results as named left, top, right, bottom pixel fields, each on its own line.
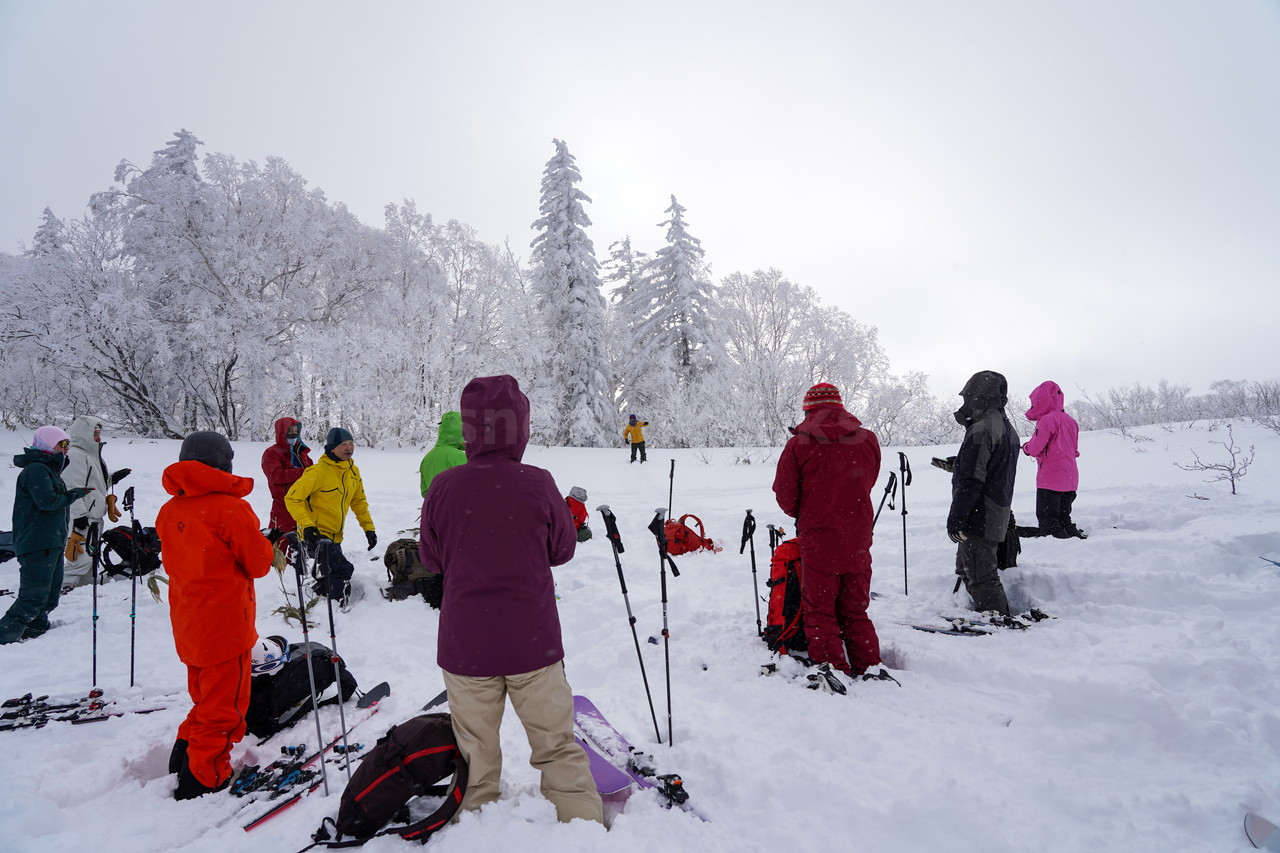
left=803, top=382, right=842, bottom=411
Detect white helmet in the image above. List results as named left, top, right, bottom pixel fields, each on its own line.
left=251, top=635, right=290, bottom=675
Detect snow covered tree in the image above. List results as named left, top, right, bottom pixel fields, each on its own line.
left=528, top=139, right=615, bottom=446
left=635, top=196, right=718, bottom=373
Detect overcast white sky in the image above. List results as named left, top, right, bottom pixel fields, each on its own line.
left=2, top=0, right=1278, bottom=403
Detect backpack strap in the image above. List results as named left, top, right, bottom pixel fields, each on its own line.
left=679, top=514, right=705, bottom=540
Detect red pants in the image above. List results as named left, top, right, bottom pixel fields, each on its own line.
left=177, top=652, right=252, bottom=787
left=802, top=570, right=881, bottom=675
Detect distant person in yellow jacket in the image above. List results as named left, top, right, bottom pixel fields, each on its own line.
left=284, top=427, right=376, bottom=604
left=623, top=414, right=649, bottom=464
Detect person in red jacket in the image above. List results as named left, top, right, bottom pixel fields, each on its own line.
left=772, top=382, right=885, bottom=679
left=156, top=431, right=274, bottom=800
left=565, top=486, right=591, bottom=542
left=261, top=417, right=313, bottom=535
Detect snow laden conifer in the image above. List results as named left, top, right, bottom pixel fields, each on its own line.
left=529, top=139, right=615, bottom=446
left=612, top=196, right=721, bottom=434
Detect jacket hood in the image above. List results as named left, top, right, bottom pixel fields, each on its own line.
left=14, top=446, right=68, bottom=471
left=461, top=375, right=529, bottom=462
left=434, top=411, right=464, bottom=451
left=69, top=415, right=103, bottom=454
left=789, top=403, right=864, bottom=441
left=1025, top=380, right=1065, bottom=422
left=162, top=459, right=254, bottom=499
left=955, top=370, right=1009, bottom=425
left=273, top=417, right=302, bottom=448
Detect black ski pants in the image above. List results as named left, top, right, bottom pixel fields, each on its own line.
left=1035, top=489, right=1077, bottom=537
left=955, top=537, right=1009, bottom=616
left=629, top=441, right=647, bottom=463
left=0, top=548, right=63, bottom=644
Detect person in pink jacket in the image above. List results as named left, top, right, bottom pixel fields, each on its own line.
left=1021, top=380, right=1086, bottom=539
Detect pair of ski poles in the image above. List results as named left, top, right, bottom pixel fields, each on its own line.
left=597, top=459, right=681, bottom=748
left=88, top=486, right=143, bottom=689
left=283, top=532, right=356, bottom=795
left=864, top=454, right=914, bottom=595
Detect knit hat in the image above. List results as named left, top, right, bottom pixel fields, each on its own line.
left=31, top=426, right=70, bottom=453
left=324, top=427, right=354, bottom=452
left=179, top=430, right=234, bottom=472
left=628, top=414, right=637, bottom=423
left=802, top=383, right=843, bottom=411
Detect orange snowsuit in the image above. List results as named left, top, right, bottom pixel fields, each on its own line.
left=156, top=460, right=274, bottom=788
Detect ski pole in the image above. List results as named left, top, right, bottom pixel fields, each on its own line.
left=317, top=540, right=353, bottom=781
left=123, top=486, right=139, bottom=687
left=597, top=504, right=662, bottom=744
left=286, top=532, right=329, bottom=797
left=898, top=452, right=912, bottom=596
left=873, top=471, right=898, bottom=528
left=740, top=509, right=762, bottom=637
left=667, top=460, right=675, bottom=519
left=646, top=508, right=679, bottom=747
left=88, top=524, right=100, bottom=687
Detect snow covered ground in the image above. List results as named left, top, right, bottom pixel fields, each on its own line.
left=1, top=420, right=1279, bottom=852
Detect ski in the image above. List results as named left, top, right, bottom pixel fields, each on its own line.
left=240, top=705, right=381, bottom=832
left=422, top=688, right=449, bottom=711
left=572, top=695, right=701, bottom=819
left=759, top=659, right=850, bottom=694
left=1246, top=812, right=1280, bottom=851
left=356, top=681, right=390, bottom=709
left=911, top=609, right=1057, bottom=637
left=1, top=688, right=108, bottom=730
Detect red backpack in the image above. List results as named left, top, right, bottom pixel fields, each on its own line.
left=663, top=514, right=720, bottom=556
left=762, top=538, right=807, bottom=654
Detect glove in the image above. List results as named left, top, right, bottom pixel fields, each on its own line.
left=265, top=528, right=283, bottom=544
left=366, top=530, right=378, bottom=551
left=73, top=516, right=89, bottom=532
left=105, top=493, right=122, bottom=523
left=72, top=487, right=94, bottom=501
left=303, top=526, right=320, bottom=546
left=65, top=531, right=87, bottom=562
left=948, top=529, right=968, bottom=544
left=110, top=468, right=132, bottom=485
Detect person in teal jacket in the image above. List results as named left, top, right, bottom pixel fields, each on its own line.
left=419, top=411, right=466, bottom=498
left=0, top=426, right=93, bottom=644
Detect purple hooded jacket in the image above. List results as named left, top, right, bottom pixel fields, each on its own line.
left=419, top=375, right=577, bottom=677
left=1023, top=380, right=1080, bottom=492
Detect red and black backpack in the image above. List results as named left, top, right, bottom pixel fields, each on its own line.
left=307, top=712, right=467, bottom=849
left=762, top=538, right=807, bottom=654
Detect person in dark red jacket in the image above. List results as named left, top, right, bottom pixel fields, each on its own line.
left=261, top=417, right=312, bottom=535
left=419, top=375, right=602, bottom=825
left=156, top=431, right=274, bottom=800
left=772, top=382, right=884, bottom=677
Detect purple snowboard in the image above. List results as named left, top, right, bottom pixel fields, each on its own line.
left=573, top=695, right=654, bottom=790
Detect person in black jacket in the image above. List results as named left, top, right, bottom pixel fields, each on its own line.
left=946, top=371, right=1019, bottom=616
left=0, top=426, right=92, bottom=644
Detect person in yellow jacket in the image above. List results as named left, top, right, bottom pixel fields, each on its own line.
left=284, top=427, right=376, bottom=604
left=623, top=414, right=649, bottom=464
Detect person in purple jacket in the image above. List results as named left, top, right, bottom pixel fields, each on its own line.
left=419, top=375, right=603, bottom=826
left=1021, top=380, right=1086, bottom=539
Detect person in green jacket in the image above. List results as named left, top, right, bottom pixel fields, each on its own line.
left=0, top=426, right=93, bottom=644
left=419, top=411, right=466, bottom=498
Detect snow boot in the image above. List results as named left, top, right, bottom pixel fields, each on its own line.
left=168, top=738, right=189, bottom=775
left=174, top=764, right=230, bottom=801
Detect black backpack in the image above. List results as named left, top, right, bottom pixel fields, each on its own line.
left=245, top=642, right=359, bottom=739
left=0, top=530, right=13, bottom=564
left=100, top=524, right=162, bottom=578
left=308, top=713, right=467, bottom=848
left=381, top=538, right=443, bottom=609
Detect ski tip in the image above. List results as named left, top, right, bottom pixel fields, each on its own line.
left=595, top=503, right=611, bottom=513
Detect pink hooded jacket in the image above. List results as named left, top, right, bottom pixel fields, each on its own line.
left=1022, top=381, right=1080, bottom=491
